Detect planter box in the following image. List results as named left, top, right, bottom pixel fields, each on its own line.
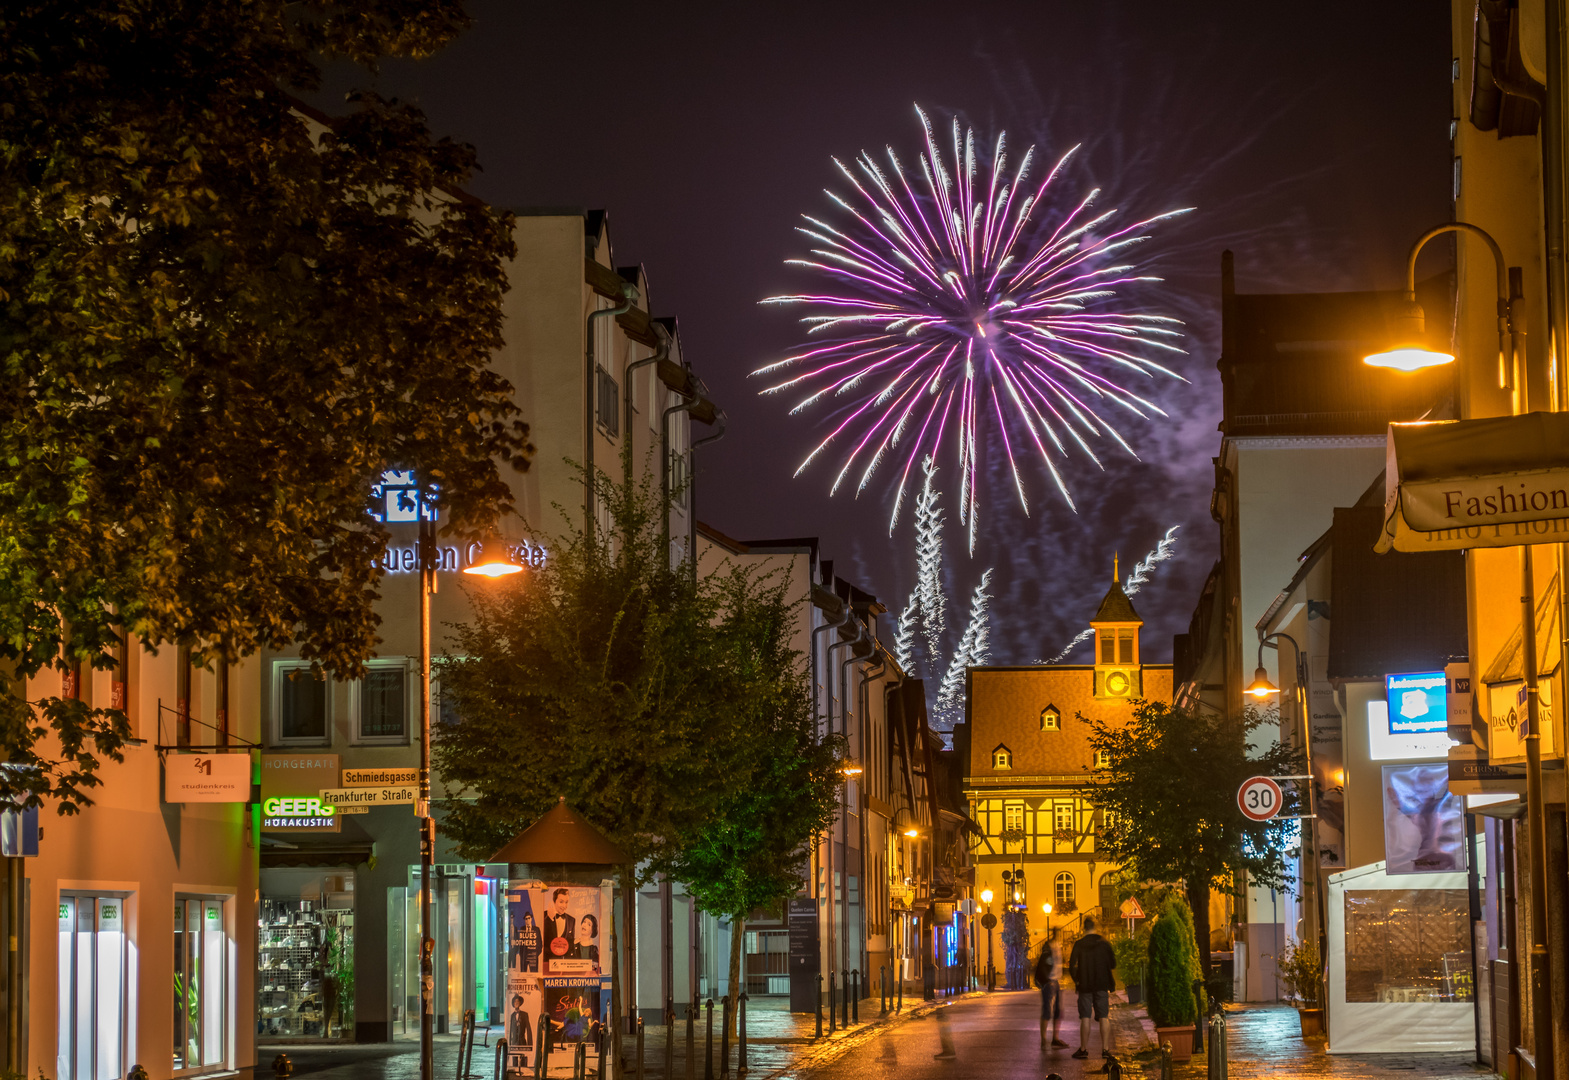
left=1156, top=1026, right=1194, bottom=1062
left=1124, top=983, right=1143, bottom=1006
left=1296, top=1007, right=1324, bottom=1038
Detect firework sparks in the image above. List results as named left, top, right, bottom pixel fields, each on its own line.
left=1043, top=525, right=1181, bottom=663
left=756, top=105, right=1190, bottom=547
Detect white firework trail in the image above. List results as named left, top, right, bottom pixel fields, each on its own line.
left=1041, top=526, right=1181, bottom=663
left=935, top=568, right=995, bottom=727
left=913, top=458, right=946, bottom=655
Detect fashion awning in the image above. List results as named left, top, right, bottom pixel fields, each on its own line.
left=1377, top=412, right=1569, bottom=553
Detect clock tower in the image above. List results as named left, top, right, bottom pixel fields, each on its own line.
left=1091, top=554, right=1144, bottom=699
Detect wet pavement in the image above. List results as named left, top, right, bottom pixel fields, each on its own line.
left=256, top=993, right=1500, bottom=1080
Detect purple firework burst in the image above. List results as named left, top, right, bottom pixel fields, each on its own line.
left=755, top=105, right=1191, bottom=548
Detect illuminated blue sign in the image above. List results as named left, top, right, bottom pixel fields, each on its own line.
left=371, top=470, right=439, bottom=523
left=1386, top=671, right=1448, bottom=734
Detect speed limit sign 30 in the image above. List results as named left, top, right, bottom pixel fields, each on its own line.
left=1237, top=776, right=1283, bottom=822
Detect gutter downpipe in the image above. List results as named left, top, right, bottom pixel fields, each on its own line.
left=688, top=407, right=728, bottom=583
left=823, top=620, right=863, bottom=1018
left=856, top=652, right=888, bottom=991
left=883, top=662, right=908, bottom=994
left=661, top=391, right=698, bottom=569
left=838, top=628, right=875, bottom=1008
left=623, top=322, right=670, bottom=495
left=586, top=283, right=637, bottom=536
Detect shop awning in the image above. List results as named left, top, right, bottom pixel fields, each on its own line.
left=1377, top=412, right=1569, bottom=553
left=260, top=816, right=376, bottom=868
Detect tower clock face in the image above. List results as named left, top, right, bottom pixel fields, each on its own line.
left=1104, top=669, right=1131, bottom=696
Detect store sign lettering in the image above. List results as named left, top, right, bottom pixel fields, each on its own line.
left=377, top=540, right=547, bottom=575
left=262, top=797, right=335, bottom=818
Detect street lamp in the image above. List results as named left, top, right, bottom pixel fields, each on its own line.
left=979, top=889, right=996, bottom=991
left=1362, top=221, right=1550, bottom=1079
left=417, top=505, right=524, bottom=1080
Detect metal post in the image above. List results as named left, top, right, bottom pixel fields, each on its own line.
left=703, top=1000, right=714, bottom=1080
left=1522, top=543, right=1556, bottom=1080
left=896, top=965, right=903, bottom=1013
left=851, top=970, right=859, bottom=1022
left=828, top=971, right=836, bottom=1033
left=461, top=1010, right=477, bottom=1080
left=596, top=1024, right=606, bottom=1080
left=686, top=992, right=696, bottom=1080
left=665, top=998, right=674, bottom=1080
left=575, top=1041, right=587, bottom=1080
left=1107, top=1056, right=1122, bottom=1080
left=1160, top=1041, right=1173, bottom=1080
left=737, top=993, right=748, bottom=1074
left=841, top=968, right=849, bottom=1027
left=1207, top=1013, right=1227, bottom=1080
left=719, top=998, right=730, bottom=1078
left=419, top=498, right=436, bottom=1080
left=815, top=975, right=823, bottom=1038
left=534, top=1014, right=550, bottom=1080
left=494, top=1040, right=508, bottom=1080
left=635, top=1017, right=644, bottom=1080
left=880, top=966, right=887, bottom=1016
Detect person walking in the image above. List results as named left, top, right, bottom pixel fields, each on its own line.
left=1067, top=917, right=1116, bottom=1060
left=1034, top=929, right=1068, bottom=1050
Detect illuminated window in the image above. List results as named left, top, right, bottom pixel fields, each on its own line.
left=1054, top=872, right=1076, bottom=909
left=1054, top=803, right=1075, bottom=833
left=992, top=745, right=1013, bottom=770
left=1040, top=706, right=1060, bottom=731
left=1005, top=803, right=1024, bottom=832
left=58, top=895, right=129, bottom=1080
left=1095, top=749, right=1111, bottom=769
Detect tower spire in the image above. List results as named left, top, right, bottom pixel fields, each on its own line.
left=1113, top=551, right=1119, bottom=582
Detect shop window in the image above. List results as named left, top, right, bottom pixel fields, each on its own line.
left=1040, top=706, right=1060, bottom=731
left=1054, top=872, right=1076, bottom=909
left=259, top=870, right=354, bottom=1039
left=273, top=663, right=329, bottom=745
left=355, top=662, right=409, bottom=743
left=58, top=895, right=127, bottom=1080
left=173, top=897, right=228, bottom=1071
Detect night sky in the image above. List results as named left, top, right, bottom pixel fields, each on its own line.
left=318, top=2, right=1451, bottom=666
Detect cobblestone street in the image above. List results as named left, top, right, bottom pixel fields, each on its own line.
left=257, top=992, right=1502, bottom=1080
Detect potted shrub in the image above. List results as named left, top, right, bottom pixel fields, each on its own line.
left=1146, top=903, right=1198, bottom=1060
left=1277, top=939, right=1323, bottom=1037
left=1111, top=931, right=1146, bottom=1005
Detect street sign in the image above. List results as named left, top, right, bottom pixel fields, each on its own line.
left=1119, top=897, right=1144, bottom=919
left=342, top=767, right=418, bottom=787
left=1237, top=776, right=1283, bottom=821
left=319, top=784, right=417, bottom=809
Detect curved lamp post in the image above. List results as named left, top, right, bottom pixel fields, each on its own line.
left=1361, top=220, right=1549, bottom=1080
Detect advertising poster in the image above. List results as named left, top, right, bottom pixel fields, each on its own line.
left=1381, top=763, right=1465, bottom=875
left=506, top=883, right=605, bottom=1074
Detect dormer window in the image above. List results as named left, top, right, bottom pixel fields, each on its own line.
left=992, top=745, right=1013, bottom=770
left=1040, top=706, right=1061, bottom=731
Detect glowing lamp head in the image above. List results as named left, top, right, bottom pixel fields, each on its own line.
left=980, top=889, right=993, bottom=904
left=1363, top=298, right=1454, bottom=371
left=464, top=536, right=525, bottom=578
left=903, top=827, right=919, bottom=839
left=1042, top=902, right=1052, bottom=915
left=841, top=763, right=864, bottom=777
left=1245, top=667, right=1279, bottom=699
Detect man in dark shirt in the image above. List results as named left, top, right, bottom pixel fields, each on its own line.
left=1067, top=917, right=1117, bottom=1060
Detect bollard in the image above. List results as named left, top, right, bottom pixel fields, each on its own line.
left=720, top=998, right=731, bottom=1079
left=593, top=1023, right=605, bottom=1080
left=841, top=968, right=849, bottom=1028
left=1160, top=1041, right=1173, bottom=1080
left=636, top=1016, right=645, bottom=1080
left=828, top=971, right=837, bottom=1033
left=534, top=1013, right=551, bottom=1080
left=493, top=1039, right=508, bottom=1080
left=458, top=1009, right=476, bottom=1080
left=271, top=1056, right=292, bottom=1080
left=665, top=997, right=675, bottom=1080
left=703, top=998, right=715, bottom=1080
left=738, top=992, right=749, bottom=1074
left=851, top=970, right=859, bottom=1022
left=688, top=991, right=698, bottom=1080
left=1207, top=1011, right=1228, bottom=1080
left=130, top=1068, right=150, bottom=1080
left=815, top=973, right=823, bottom=1038
left=1107, top=1054, right=1123, bottom=1080
left=880, top=966, right=888, bottom=1017
left=574, top=1041, right=587, bottom=1080
left=896, top=964, right=903, bottom=1013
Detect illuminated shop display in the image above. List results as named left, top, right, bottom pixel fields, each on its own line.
left=173, top=898, right=228, bottom=1070
left=257, top=871, right=355, bottom=1040
left=57, top=896, right=126, bottom=1080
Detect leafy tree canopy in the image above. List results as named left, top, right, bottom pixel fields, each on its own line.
left=433, top=468, right=804, bottom=884
left=1085, top=699, right=1303, bottom=976
left=0, top=0, right=529, bottom=809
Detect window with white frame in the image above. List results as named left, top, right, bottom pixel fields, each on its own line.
left=1054, top=802, right=1075, bottom=833
left=1004, top=802, right=1024, bottom=833
left=1040, top=705, right=1060, bottom=731
left=57, top=895, right=128, bottom=1080
left=273, top=662, right=329, bottom=745
left=1054, top=872, right=1076, bottom=909
left=992, top=745, right=1013, bottom=770
left=355, top=660, right=410, bottom=743
left=173, top=896, right=228, bottom=1072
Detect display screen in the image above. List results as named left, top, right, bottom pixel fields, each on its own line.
left=1386, top=672, right=1448, bottom=734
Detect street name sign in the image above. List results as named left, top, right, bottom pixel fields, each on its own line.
left=319, top=785, right=417, bottom=809
left=342, top=767, right=418, bottom=787
left=1237, top=776, right=1283, bottom=822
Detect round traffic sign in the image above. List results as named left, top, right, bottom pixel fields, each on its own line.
left=1237, top=776, right=1283, bottom=822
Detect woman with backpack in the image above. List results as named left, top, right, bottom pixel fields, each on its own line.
left=1034, top=928, right=1068, bottom=1050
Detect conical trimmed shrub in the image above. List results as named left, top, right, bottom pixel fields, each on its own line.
left=1146, top=901, right=1197, bottom=1028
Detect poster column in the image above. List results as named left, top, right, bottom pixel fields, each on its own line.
left=505, top=884, right=606, bottom=1075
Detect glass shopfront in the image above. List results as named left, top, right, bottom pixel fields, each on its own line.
left=257, top=870, right=355, bottom=1040
left=388, top=866, right=502, bottom=1037
left=57, top=896, right=127, bottom=1080
left=173, top=897, right=229, bottom=1071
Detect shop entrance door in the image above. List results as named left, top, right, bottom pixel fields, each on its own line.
left=57, top=895, right=127, bottom=1080
left=392, top=867, right=478, bottom=1037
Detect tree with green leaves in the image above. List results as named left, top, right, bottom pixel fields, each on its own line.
left=433, top=465, right=807, bottom=1032
left=0, top=0, right=529, bottom=810
left=1085, top=700, right=1302, bottom=987
left=656, top=571, right=843, bottom=1037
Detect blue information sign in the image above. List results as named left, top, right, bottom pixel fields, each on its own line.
left=1386, top=671, right=1448, bottom=734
